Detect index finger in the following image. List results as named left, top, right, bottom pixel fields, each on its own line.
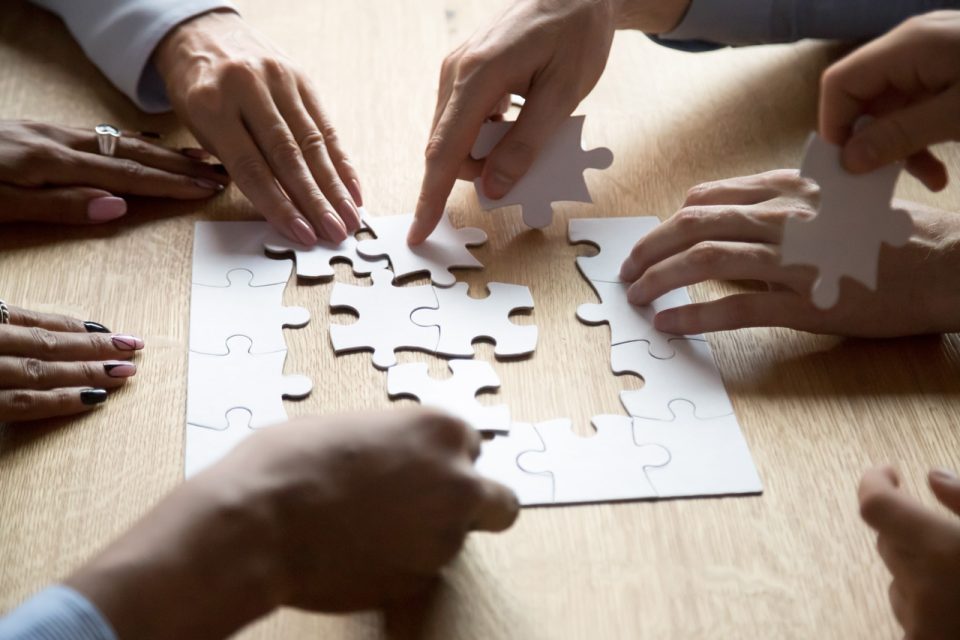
left=470, top=476, right=520, bottom=533
left=858, top=466, right=953, bottom=546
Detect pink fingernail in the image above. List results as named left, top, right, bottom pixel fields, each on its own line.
left=321, top=212, right=347, bottom=242
left=87, top=197, right=127, bottom=222
left=104, top=361, right=137, bottom=378
left=349, top=179, right=364, bottom=207
left=112, top=335, right=144, bottom=351
left=289, top=218, right=317, bottom=245
left=194, top=178, right=224, bottom=191
left=338, top=199, right=362, bottom=232
left=181, top=147, right=210, bottom=160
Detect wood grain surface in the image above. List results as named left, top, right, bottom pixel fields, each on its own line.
left=1, top=1, right=959, bottom=638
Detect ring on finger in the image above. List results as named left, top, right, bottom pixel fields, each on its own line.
left=95, top=124, right=121, bottom=157
left=0, top=299, right=9, bottom=325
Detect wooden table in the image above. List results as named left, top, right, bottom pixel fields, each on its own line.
left=2, top=1, right=959, bottom=638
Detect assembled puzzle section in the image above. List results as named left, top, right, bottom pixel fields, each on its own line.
left=471, top=115, right=614, bottom=229
left=193, top=221, right=293, bottom=287
left=263, top=222, right=387, bottom=280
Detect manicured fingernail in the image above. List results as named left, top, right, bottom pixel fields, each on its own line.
left=212, top=164, right=228, bottom=175
left=104, top=361, right=137, bottom=378
left=289, top=218, right=317, bottom=245
left=485, top=172, right=514, bottom=200
left=931, top=468, right=958, bottom=482
left=81, top=388, right=108, bottom=406
left=83, top=321, right=111, bottom=333
left=321, top=212, right=347, bottom=242
left=180, top=147, right=210, bottom=160
left=139, top=131, right=161, bottom=139
left=87, top=196, right=127, bottom=222
left=112, top=335, right=144, bottom=351
left=349, top=179, right=364, bottom=207
left=338, top=199, right=361, bottom=232
left=194, top=178, right=224, bottom=191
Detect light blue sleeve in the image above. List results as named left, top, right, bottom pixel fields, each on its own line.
left=660, top=0, right=960, bottom=45
left=29, top=0, right=237, bottom=113
left=0, top=586, right=116, bottom=640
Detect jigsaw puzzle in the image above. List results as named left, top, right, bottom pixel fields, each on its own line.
left=184, top=408, right=256, bottom=479
left=187, top=336, right=313, bottom=429
left=611, top=338, right=731, bottom=420
left=189, top=271, right=310, bottom=355
left=471, top=115, right=614, bottom=229
left=411, top=282, right=537, bottom=358
left=357, top=212, right=486, bottom=286
left=263, top=231, right=387, bottom=280
left=781, top=133, right=912, bottom=309
left=387, top=360, right=510, bottom=433
left=329, top=268, right=440, bottom=369
left=569, top=216, right=661, bottom=282
left=475, top=423, right=553, bottom=506
left=193, top=221, right=293, bottom=287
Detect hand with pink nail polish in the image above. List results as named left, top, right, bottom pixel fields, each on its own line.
left=154, top=10, right=363, bottom=245
left=0, top=120, right=231, bottom=225
left=0, top=303, right=143, bottom=423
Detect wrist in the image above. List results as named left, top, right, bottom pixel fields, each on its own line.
left=612, top=0, right=692, bottom=32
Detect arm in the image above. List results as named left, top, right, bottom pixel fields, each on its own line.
left=0, top=586, right=116, bottom=640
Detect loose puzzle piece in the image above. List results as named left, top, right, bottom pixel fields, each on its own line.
left=633, top=402, right=762, bottom=498
left=329, top=269, right=439, bottom=369
left=357, top=212, right=486, bottom=287
left=263, top=232, right=387, bottom=280
left=576, top=280, right=699, bottom=358
left=411, top=282, right=537, bottom=358
left=184, top=408, right=256, bottom=479
left=387, top=360, right=510, bottom=433
left=187, top=336, right=313, bottom=429
left=470, top=115, right=614, bottom=229
left=612, top=338, right=732, bottom=420
left=569, top=216, right=661, bottom=283
left=190, top=270, right=310, bottom=355
left=475, top=423, right=554, bottom=506
left=193, top=221, right=293, bottom=287
left=781, top=133, right=912, bottom=309
left=518, top=416, right=670, bottom=504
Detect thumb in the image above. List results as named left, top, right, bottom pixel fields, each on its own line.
left=929, top=468, right=960, bottom=517
left=0, top=184, right=127, bottom=225
left=841, top=88, right=960, bottom=175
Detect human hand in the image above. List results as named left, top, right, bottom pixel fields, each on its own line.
left=0, top=304, right=142, bottom=422
left=408, top=0, right=691, bottom=244
left=859, top=466, right=960, bottom=639
left=819, top=10, right=960, bottom=191
left=154, top=10, right=363, bottom=246
left=66, top=409, right=519, bottom=639
left=617, top=169, right=960, bottom=337
left=0, top=120, right=228, bottom=225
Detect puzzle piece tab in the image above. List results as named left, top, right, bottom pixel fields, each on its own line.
left=387, top=360, right=510, bottom=433
left=569, top=216, right=661, bottom=282
left=471, top=115, right=614, bottom=229
left=781, top=133, right=912, bottom=309
left=329, top=269, right=439, bottom=369
left=475, top=423, right=553, bottom=506
left=264, top=231, right=386, bottom=280
left=193, top=221, right=292, bottom=287
left=410, top=282, right=537, bottom=358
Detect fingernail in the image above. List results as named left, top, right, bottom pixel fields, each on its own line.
left=626, top=283, right=644, bottom=305
left=338, top=199, right=361, bottom=233
left=289, top=218, right=317, bottom=245
left=349, top=179, right=364, bottom=207
left=83, top=321, right=111, bottom=333
left=931, top=468, right=958, bottom=482
left=653, top=311, right=677, bottom=333
left=193, top=178, right=224, bottom=191
left=112, top=335, right=144, bottom=351
left=485, top=172, right=514, bottom=200
left=87, top=196, right=127, bottom=222
left=212, top=164, right=229, bottom=175
left=104, top=361, right=137, bottom=378
left=80, top=388, right=108, bottom=406
left=619, top=258, right=637, bottom=281
left=180, top=147, right=210, bottom=160
left=407, top=219, right=425, bottom=246
left=321, top=212, right=347, bottom=242
left=844, top=140, right=878, bottom=173
left=139, top=131, right=161, bottom=139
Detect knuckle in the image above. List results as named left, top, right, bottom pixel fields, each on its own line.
left=230, top=155, right=270, bottom=185
left=673, top=207, right=707, bottom=232
left=455, top=50, right=489, bottom=77
left=184, top=82, right=224, bottom=116
left=221, top=59, right=261, bottom=85
left=423, top=135, right=449, bottom=163
left=8, top=390, right=37, bottom=413
left=78, top=361, right=101, bottom=383
left=687, top=241, right=726, bottom=267
left=115, top=158, right=146, bottom=180
left=28, top=327, right=59, bottom=356
left=268, top=136, right=305, bottom=167
left=18, top=358, right=46, bottom=385
left=297, top=130, right=327, bottom=156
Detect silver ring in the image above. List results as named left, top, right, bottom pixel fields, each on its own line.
left=0, top=299, right=9, bottom=325
left=95, top=124, right=121, bottom=157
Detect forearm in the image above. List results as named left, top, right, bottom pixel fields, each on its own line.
left=64, top=475, right=279, bottom=640
left=612, top=0, right=692, bottom=32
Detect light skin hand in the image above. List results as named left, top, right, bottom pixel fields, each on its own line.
left=859, top=466, right=960, bottom=639
left=154, top=10, right=363, bottom=246
left=0, top=305, right=143, bottom=422
left=65, top=409, right=519, bottom=639
left=617, top=169, right=960, bottom=337
left=819, top=10, right=960, bottom=191
left=0, top=120, right=228, bottom=225
left=408, top=0, right=691, bottom=244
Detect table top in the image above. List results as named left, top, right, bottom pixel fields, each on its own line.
left=2, top=1, right=960, bottom=638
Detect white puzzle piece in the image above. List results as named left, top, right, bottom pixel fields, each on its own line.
left=411, top=282, right=537, bottom=358
left=576, top=281, right=699, bottom=358
left=612, top=339, right=731, bottom=420
left=633, top=402, right=763, bottom=498
left=329, top=269, right=439, bottom=369
left=470, top=115, right=614, bottom=229
left=387, top=360, right=510, bottom=433
left=475, top=423, right=553, bottom=506
left=263, top=232, right=387, bottom=280
left=357, top=212, right=486, bottom=287
left=193, top=221, right=293, bottom=287
left=781, top=133, right=912, bottom=309
left=190, top=271, right=310, bottom=355
left=184, top=408, right=256, bottom=479
left=187, top=336, right=313, bottom=429
left=518, top=416, right=670, bottom=504
left=569, top=216, right=661, bottom=282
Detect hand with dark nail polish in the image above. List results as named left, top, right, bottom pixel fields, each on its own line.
left=84, top=321, right=111, bottom=333
left=80, top=389, right=108, bottom=405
